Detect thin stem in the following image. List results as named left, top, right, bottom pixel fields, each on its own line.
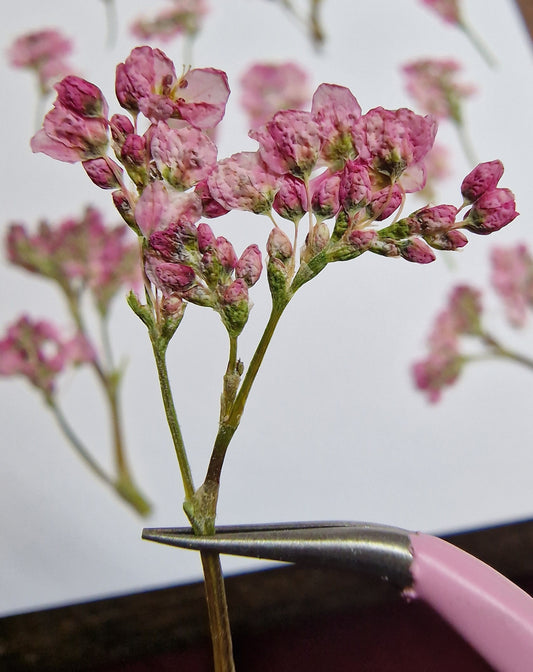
left=455, top=120, right=478, bottom=167
left=481, top=331, right=533, bottom=371
left=200, top=553, right=235, bottom=672
left=102, top=0, right=118, bottom=48
left=460, top=20, right=497, bottom=68
left=151, top=336, right=195, bottom=501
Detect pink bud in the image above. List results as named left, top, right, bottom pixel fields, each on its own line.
left=406, top=204, right=458, bottom=234
left=55, top=75, right=108, bottom=118
left=461, top=160, right=504, bottom=203
left=121, top=134, right=146, bottom=166
left=310, top=171, right=341, bottom=221
left=463, top=188, right=518, bottom=235
left=267, top=227, right=293, bottom=260
left=273, top=175, right=308, bottom=223
left=112, top=190, right=135, bottom=228
left=135, top=182, right=202, bottom=236
left=399, top=238, right=436, bottom=264
left=223, top=278, right=249, bottom=305
left=236, top=244, right=262, bottom=286
left=83, top=158, right=121, bottom=189
left=339, top=160, right=372, bottom=213
left=215, top=237, right=237, bottom=272
left=110, top=114, right=134, bottom=146
left=426, top=229, right=468, bottom=251
left=367, top=185, right=403, bottom=221
left=153, top=260, right=196, bottom=292
left=195, top=179, right=230, bottom=218
left=197, top=222, right=216, bottom=252
left=347, top=229, right=379, bottom=251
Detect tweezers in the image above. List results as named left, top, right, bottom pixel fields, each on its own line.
left=142, top=521, right=533, bottom=672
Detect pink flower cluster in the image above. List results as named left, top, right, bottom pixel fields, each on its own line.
left=7, top=207, right=140, bottom=315
left=0, top=316, right=93, bottom=395
left=31, top=46, right=519, bottom=336
left=8, top=28, right=74, bottom=94
left=412, top=285, right=482, bottom=402
left=131, top=0, right=208, bottom=43
left=402, top=58, right=475, bottom=123
left=491, top=244, right=533, bottom=328
left=240, top=62, right=310, bottom=130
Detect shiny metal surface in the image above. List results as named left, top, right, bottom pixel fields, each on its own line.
left=142, top=521, right=414, bottom=589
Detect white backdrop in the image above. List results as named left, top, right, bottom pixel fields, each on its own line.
left=1, top=0, right=532, bottom=616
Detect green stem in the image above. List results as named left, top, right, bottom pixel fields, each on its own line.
left=102, top=0, right=118, bottom=48
left=460, top=20, right=497, bottom=68
left=481, top=331, right=533, bottom=371
left=47, top=396, right=150, bottom=514
left=150, top=335, right=195, bottom=502
left=455, top=120, right=478, bottom=167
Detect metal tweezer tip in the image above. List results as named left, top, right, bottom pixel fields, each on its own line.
left=142, top=521, right=414, bottom=588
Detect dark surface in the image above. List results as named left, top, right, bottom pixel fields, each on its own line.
left=2, top=518, right=533, bottom=671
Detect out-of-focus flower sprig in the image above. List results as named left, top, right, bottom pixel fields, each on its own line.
left=1, top=207, right=150, bottom=515
left=264, top=0, right=326, bottom=49
left=131, top=0, right=209, bottom=65
left=240, top=61, right=310, bottom=130
left=402, top=58, right=477, bottom=166
left=412, top=172, right=531, bottom=404
left=7, top=28, right=76, bottom=128
left=29, top=45, right=519, bottom=671
left=420, top=0, right=497, bottom=67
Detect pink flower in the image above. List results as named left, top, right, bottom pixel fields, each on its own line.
left=135, top=181, right=202, bottom=236
left=311, top=83, right=365, bottom=169
left=249, top=109, right=321, bottom=179
left=491, top=244, right=533, bottom=328
left=360, top=107, right=437, bottom=187
left=366, top=184, right=404, bottom=221
left=447, top=285, right=482, bottom=334
left=421, top=0, right=461, bottom=25
left=402, top=58, right=475, bottom=123
left=116, top=47, right=229, bottom=128
left=31, top=77, right=109, bottom=163
left=398, top=238, right=436, bottom=264
left=83, top=157, right=122, bottom=189
left=206, top=152, right=280, bottom=214
left=310, top=170, right=341, bottom=221
left=0, top=316, right=93, bottom=394
left=8, top=29, right=74, bottom=93
left=131, top=0, right=208, bottom=42
left=462, top=188, right=518, bottom=235
left=339, top=160, right=372, bottom=214
left=150, top=121, right=218, bottom=190
left=240, top=62, right=310, bottom=130
left=195, top=179, right=230, bottom=218
left=235, top=245, right=263, bottom=287
left=461, top=160, right=504, bottom=204
left=412, top=348, right=462, bottom=403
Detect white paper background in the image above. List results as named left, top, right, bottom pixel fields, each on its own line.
left=1, top=0, right=532, bottom=616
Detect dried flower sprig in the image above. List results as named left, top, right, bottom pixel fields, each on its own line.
left=421, top=0, right=497, bottom=67
left=30, top=46, right=518, bottom=671
left=2, top=207, right=149, bottom=515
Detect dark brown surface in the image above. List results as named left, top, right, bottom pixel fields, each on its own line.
left=516, top=0, right=533, bottom=39
left=1, top=518, right=533, bottom=671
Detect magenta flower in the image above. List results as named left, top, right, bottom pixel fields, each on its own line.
left=412, top=348, right=462, bottom=403
left=250, top=109, right=321, bottom=179
left=206, top=152, right=280, bottom=214
left=360, top=107, right=437, bottom=188
left=0, top=316, right=93, bottom=395
left=311, top=83, right=365, bottom=170
left=240, top=62, right=310, bottom=130
left=31, top=77, right=109, bottom=163
left=116, top=47, right=229, bottom=128
left=8, top=28, right=74, bottom=94
left=151, top=121, right=218, bottom=190
left=135, top=181, right=202, bottom=236
left=461, top=160, right=504, bottom=204
left=131, top=0, right=208, bottom=42
left=491, top=244, right=533, bottom=328
left=402, top=58, right=475, bottom=124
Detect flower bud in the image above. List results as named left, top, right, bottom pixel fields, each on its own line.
left=195, top=179, right=230, bottom=218
left=462, top=188, right=518, bottom=235
left=406, top=204, right=458, bottom=235
left=301, top=221, right=330, bottom=263
left=461, top=160, right=504, bottom=204
left=220, top=279, right=250, bottom=337
left=266, top=227, right=293, bottom=261
left=197, top=222, right=216, bottom=252
left=310, top=171, right=341, bottom=221
left=110, top=113, right=134, bottom=147
left=154, top=260, right=196, bottom=292
left=112, top=189, right=136, bottom=229
left=425, top=230, right=468, bottom=251
left=339, top=160, right=372, bottom=214
left=55, top=75, right=108, bottom=118
left=215, top=236, right=237, bottom=272
left=367, top=185, right=403, bottom=221
left=83, top=158, right=121, bottom=189
left=121, top=133, right=147, bottom=166
left=273, top=174, right=307, bottom=224
left=398, top=238, right=436, bottom=264
left=235, top=244, right=262, bottom=287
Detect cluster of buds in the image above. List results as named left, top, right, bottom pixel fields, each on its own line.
left=240, top=62, right=310, bottom=130
left=0, top=316, right=93, bottom=396
left=8, top=29, right=74, bottom=96
left=131, top=0, right=208, bottom=43
left=6, top=207, right=140, bottom=316
left=31, top=45, right=518, bottom=342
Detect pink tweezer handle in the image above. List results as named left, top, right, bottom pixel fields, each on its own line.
left=409, top=532, right=533, bottom=672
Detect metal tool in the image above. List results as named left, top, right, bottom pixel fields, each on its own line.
left=143, top=521, right=533, bottom=672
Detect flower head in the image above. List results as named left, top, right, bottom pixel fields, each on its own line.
left=131, top=0, right=208, bottom=42
left=491, top=244, right=533, bottom=328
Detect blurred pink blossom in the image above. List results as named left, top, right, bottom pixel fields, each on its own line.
left=131, top=0, right=208, bottom=43
left=420, top=0, right=461, bottom=25
left=491, top=244, right=533, bottom=328
left=240, top=62, right=310, bottom=130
